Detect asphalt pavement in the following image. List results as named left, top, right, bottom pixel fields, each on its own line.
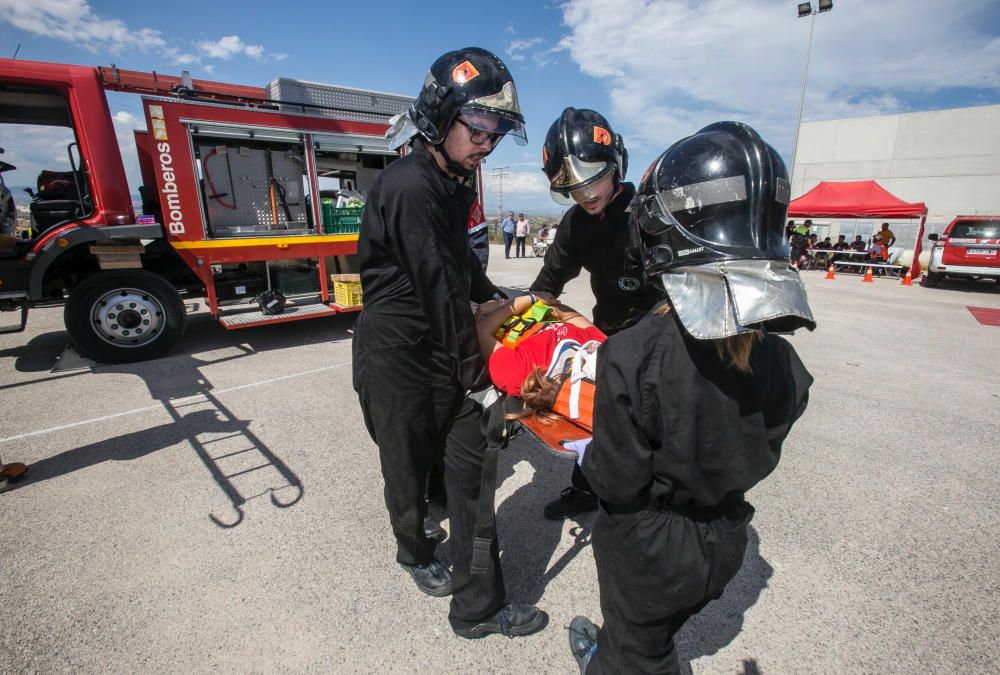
left=1, top=246, right=998, bottom=673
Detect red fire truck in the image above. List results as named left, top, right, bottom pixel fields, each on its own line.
left=0, top=59, right=487, bottom=363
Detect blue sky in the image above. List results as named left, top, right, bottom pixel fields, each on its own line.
left=2, top=0, right=999, bottom=215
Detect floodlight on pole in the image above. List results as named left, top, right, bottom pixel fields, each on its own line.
left=790, top=0, right=833, bottom=186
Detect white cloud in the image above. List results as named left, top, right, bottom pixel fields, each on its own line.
left=0, top=2, right=281, bottom=71
left=508, top=37, right=545, bottom=60
left=111, top=111, right=142, bottom=195
left=485, top=170, right=550, bottom=195
left=0, top=124, right=77, bottom=190
left=196, top=35, right=265, bottom=61
left=506, top=36, right=554, bottom=66
left=558, top=0, right=1000, bottom=159
left=0, top=0, right=166, bottom=54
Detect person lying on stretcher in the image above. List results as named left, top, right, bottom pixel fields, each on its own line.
left=474, top=294, right=606, bottom=421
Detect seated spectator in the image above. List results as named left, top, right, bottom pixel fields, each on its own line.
left=811, top=236, right=832, bottom=267
left=866, top=237, right=884, bottom=261
left=850, top=235, right=867, bottom=252
left=830, top=234, right=850, bottom=263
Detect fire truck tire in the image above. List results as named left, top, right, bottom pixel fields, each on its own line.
left=64, top=270, right=185, bottom=363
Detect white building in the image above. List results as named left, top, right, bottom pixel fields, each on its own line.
left=791, top=103, right=1000, bottom=247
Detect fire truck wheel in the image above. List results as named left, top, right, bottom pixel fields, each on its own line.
left=64, top=270, right=185, bottom=363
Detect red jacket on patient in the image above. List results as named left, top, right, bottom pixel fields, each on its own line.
left=488, top=323, right=606, bottom=396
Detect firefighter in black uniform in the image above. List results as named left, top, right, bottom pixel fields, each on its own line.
left=530, top=108, right=662, bottom=520
left=567, top=122, right=816, bottom=673
left=353, top=47, right=547, bottom=639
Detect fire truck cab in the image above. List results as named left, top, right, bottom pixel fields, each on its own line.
left=0, top=59, right=459, bottom=363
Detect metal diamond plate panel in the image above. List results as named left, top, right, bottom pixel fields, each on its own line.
left=200, top=145, right=309, bottom=233
left=267, top=78, right=413, bottom=124
left=220, top=301, right=337, bottom=328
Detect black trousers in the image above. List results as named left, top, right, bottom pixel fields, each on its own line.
left=503, top=232, right=514, bottom=258
left=571, top=462, right=594, bottom=494
left=515, top=235, right=526, bottom=257
left=354, top=334, right=506, bottom=627
left=588, top=503, right=753, bottom=674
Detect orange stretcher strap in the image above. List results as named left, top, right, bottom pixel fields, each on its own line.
left=552, top=376, right=595, bottom=433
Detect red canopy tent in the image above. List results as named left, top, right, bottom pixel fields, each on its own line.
left=788, top=180, right=928, bottom=276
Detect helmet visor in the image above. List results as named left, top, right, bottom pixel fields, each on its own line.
left=549, top=167, right=614, bottom=206
left=465, top=82, right=527, bottom=145
left=548, top=153, right=612, bottom=195
left=651, top=174, right=760, bottom=249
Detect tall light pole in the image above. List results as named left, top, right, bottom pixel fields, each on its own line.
left=790, top=0, right=833, bottom=184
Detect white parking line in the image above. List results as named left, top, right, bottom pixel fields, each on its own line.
left=0, top=362, right=352, bottom=444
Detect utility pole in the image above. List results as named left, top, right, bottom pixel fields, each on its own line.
left=490, top=166, right=509, bottom=237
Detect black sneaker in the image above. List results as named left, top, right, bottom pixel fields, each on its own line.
left=453, top=603, right=548, bottom=639
left=544, top=487, right=598, bottom=520
left=568, top=615, right=598, bottom=673
left=399, top=558, right=452, bottom=597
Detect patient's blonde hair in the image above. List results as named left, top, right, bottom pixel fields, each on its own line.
left=655, top=303, right=762, bottom=374
left=506, top=367, right=564, bottom=423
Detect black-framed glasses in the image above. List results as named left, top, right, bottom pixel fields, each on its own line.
left=455, top=117, right=503, bottom=146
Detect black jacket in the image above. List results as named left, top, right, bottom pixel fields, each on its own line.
left=582, top=309, right=813, bottom=509
left=355, top=147, right=499, bottom=389
left=530, top=182, right=662, bottom=334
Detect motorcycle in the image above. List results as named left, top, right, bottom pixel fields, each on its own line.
left=533, top=226, right=556, bottom=257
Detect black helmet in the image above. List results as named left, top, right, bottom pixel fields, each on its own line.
left=631, top=121, right=790, bottom=275
left=410, top=47, right=526, bottom=147
left=542, top=107, right=627, bottom=205
left=256, top=290, right=286, bottom=315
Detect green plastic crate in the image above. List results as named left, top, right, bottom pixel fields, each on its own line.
left=322, top=206, right=363, bottom=234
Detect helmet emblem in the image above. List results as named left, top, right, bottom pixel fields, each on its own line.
left=593, top=126, right=611, bottom=145
left=452, top=61, right=480, bottom=84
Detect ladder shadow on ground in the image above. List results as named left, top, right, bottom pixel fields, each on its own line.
left=100, top=347, right=304, bottom=528
left=3, top=310, right=364, bottom=526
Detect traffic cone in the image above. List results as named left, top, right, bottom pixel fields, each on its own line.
left=863, top=266, right=874, bottom=283
left=901, top=270, right=913, bottom=286
left=825, top=264, right=836, bottom=280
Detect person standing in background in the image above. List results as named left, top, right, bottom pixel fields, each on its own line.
left=501, top=211, right=516, bottom=259
left=515, top=213, right=529, bottom=257
left=876, top=222, right=896, bottom=260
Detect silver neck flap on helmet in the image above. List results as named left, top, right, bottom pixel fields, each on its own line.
left=658, top=259, right=816, bottom=340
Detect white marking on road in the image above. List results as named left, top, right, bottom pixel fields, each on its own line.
left=0, top=362, right=352, bottom=444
